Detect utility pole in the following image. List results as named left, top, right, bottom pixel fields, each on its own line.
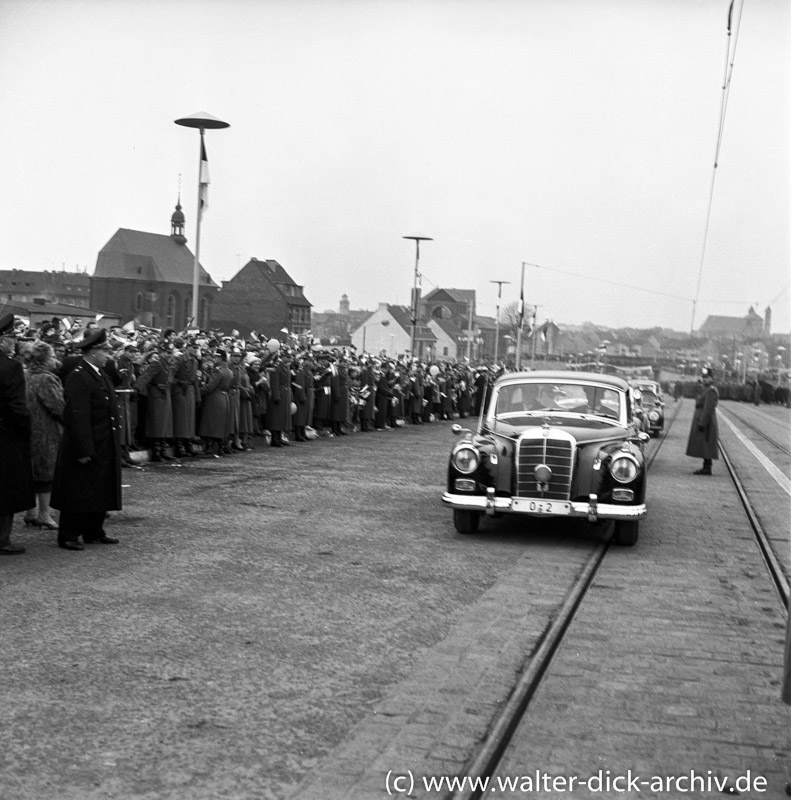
left=403, top=234, right=432, bottom=358
left=516, top=262, right=525, bottom=371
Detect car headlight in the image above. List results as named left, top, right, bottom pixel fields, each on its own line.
left=649, top=410, right=660, bottom=422
left=610, top=454, right=640, bottom=484
left=452, top=446, right=480, bottom=474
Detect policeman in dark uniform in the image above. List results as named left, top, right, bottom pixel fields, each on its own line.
left=0, top=313, right=34, bottom=555
left=51, top=329, right=122, bottom=550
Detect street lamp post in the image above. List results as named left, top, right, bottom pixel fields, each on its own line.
left=174, top=111, right=230, bottom=329
left=403, top=234, right=432, bottom=359
left=490, top=279, right=511, bottom=365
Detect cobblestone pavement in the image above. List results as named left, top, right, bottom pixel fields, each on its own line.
left=0, top=421, right=603, bottom=800
left=480, top=399, right=791, bottom=798
left=295, top=400, right=791, bottom=799
left=2, top=401, right=788, bottom=799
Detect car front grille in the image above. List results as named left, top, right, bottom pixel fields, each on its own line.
left=516, top=436, right=574, bottom=500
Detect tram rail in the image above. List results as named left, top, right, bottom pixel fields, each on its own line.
left=719, top=438, right=790, bottom=609
left=721, top=405, right=791, bottom=458
left=445, top=401, right=682, bottom=800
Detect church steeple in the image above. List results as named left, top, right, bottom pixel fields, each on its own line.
left=171, top=195, right=187, bottom=244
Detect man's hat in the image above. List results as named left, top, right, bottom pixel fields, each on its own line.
left=0, top=313, right=15, bottom=336
left=74, top=328, right=111, bottom=350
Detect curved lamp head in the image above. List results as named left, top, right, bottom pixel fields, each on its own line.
left=175, top=111, right=230, bottom=130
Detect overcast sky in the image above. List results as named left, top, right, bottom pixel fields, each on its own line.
left=1, top=0, right=788, bottom=333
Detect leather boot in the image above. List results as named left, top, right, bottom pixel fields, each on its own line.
left=160, top=440, right=176, bottom=460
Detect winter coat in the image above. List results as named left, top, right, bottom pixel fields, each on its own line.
left=198, top=366, right=233, bottom=439
left=238, top=366, right=254, bottom=435
left=51, top=362, right=122, bottom=513
left=292, top=364, right=314, bottom=428
left=0, top=352, right=34, bottom=514
left=136, top=355, right=173, bottom=439
left=171, top=352, right=199, bottom=438
left=313, top=367, right=332, bottom=422
left=374, top=372, right=393, bottom=429
left=329, top=364, right=349, bottom=423
left=25, top=368, right=65, bottom=483
left=686, top=383, right=719, bottom=460
left=265, top=359, right=292, bottom=433
left=359, top=366, right=376, bottom=422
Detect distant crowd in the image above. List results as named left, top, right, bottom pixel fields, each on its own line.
left=7, top=317, right=502, bottom=462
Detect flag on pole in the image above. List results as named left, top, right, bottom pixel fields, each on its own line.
left=539, top=321, right=548, bottom=343
left=517, top=289, right=524, bottom=329
left=526, top=307, right=536, bottom=337
left=199, top=139, right=210, bottom=212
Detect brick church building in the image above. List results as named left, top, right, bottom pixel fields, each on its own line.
left=90, top=200, right=220, bottom=330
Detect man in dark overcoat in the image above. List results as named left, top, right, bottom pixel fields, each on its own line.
left=359, top=360, right=376, bottom=431
left=0, top=314, right=34, bottom=555
left=473, top=367, right=489, bottom=416
left=265, top=351, right=293, bottom=446
left=136, top=346, right=174, bottom=461
left=329, top=355, right=349, bottom=435
left=312, top=354, right=333, bottom=434
left=686, top=367, right=719, bottom=475
left=374, top=361, right=393, bottom=430
left=291, top=356, right=314, bottom=442
left=171, top=339, right=200, bottom=456
left=407, top=363, right=424, bottom=424
left=51, top=329, right=122, bottom=550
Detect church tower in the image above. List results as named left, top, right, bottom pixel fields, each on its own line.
left=171, top=196, right=187, bottom=244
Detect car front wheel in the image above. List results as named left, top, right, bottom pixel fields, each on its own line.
left=454, top=509, right=481, bottom=534
left=614, top=520, right=639, bottom=546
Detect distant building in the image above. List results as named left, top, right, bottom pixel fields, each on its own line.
left=350, top=303, right=435, bottom=359
left=0, top=269, right=90, bottom=308
left=427, top=316, right=466, bottom=362
left=698, top=306, right=768, bottom=339
left=211, top=258, right=311, bottom=339
left=91, top=200, right=220, bottom=330
left=311, top=294, right=371, bottom=346
left=421, top=287, right=476, bottom=327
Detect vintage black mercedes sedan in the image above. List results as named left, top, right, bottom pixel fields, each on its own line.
left=442, top=371, right=648, bottom=545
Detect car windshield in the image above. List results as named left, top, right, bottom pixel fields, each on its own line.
left=493, top=382, right=622, bottom=421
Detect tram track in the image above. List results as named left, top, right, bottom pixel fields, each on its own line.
left=721, top=405, right=791, bottom=457
left=445, top=402, right=683, bottom=800
left=719, top=438, right=790, bottom=610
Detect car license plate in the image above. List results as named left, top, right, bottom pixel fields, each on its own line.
left=512, top=499, right=571, bottom=516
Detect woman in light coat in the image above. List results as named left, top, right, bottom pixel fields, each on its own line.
left=24, top=342, right=65, bottom=529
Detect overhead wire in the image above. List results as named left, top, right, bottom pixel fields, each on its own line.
left=691, top=0, right=745, bottom=334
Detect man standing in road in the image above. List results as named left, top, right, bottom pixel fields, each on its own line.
left=51, top=328, right=122, bottom=550
left=0, top=314, right=34, bottom=555
left=686, top=366, right=719, bottom=476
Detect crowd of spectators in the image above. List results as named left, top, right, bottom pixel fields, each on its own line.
left=0, top=314, right=499, bottom=553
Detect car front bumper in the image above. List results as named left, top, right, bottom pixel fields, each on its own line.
left=442, top=489, right=646, bottom=523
